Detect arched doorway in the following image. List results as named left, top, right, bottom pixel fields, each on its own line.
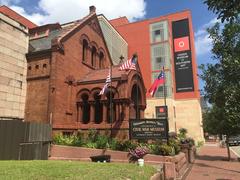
left=106, top=90, right=116, bottom=123
left=131, top=84, right=142, bottom=120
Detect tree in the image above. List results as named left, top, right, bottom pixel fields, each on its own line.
left=200, top=18, right=240, bottom=160
left=204, top=0, right=240, bottom=22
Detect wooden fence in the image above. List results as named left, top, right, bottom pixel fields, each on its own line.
left=0, top=120, right=52, bottom=160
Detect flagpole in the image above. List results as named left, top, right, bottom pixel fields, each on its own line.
left=135, top=54, right=139, bottom=121
left=162, top=66, right=169, bottom=143
left=110, top=64, right=113, bottom=139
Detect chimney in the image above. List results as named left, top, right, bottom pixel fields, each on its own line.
left=89, top=6, right=96, bottom=14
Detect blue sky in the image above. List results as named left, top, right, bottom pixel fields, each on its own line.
left=1, top=0, right=218, bottom=91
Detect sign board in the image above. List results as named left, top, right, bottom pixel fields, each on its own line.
left=155, top=106, right=168, bottom=118
left=172, top=18, right=194, bottom=92
left=129, top=119, right=167, bottom=140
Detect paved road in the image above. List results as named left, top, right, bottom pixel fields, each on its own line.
left=186, top=144, right=240, bottom=180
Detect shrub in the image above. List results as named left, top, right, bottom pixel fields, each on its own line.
left=108, top=138, right=119, bottom=150
left=115, top=140, right=138, bottom=152
left=84, top=142, right=97, bottom=148
left=197, top=140, right=204, bottom=148
left=159, top=144, right=175, bottom=156
left=53, top=134, right=84, bottom=146
left=95, top=135, right=110, bottom=149
left=178, top=128, right=188, bottom=140
left=87, top=129, right=98, bottom=142
left=169, top=138, right=181, bottom=154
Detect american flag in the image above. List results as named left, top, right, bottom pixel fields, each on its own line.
left=119, top=54, right=137, bottom=71
left=99, top=69, right=111, bottom=95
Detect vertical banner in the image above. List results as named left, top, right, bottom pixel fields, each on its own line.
left=172, top=19, right=194, bottom=92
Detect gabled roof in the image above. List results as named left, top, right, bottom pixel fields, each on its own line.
left=78, top=66, right=130, bottom=84
left=0, top=5, right=37, bottom=29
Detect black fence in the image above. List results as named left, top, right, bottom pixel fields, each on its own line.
left=0, top=120, right=52, bottom=160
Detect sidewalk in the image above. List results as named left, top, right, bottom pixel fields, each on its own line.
left=185, top=144, right=240, bottom=180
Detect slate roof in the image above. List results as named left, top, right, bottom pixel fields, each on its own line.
left=29, top=12, right=95, bottom=53
left=29, top=29, right=61, bottom=52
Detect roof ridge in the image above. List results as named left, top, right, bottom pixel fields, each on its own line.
left=56, top=12, right=96, bottom=47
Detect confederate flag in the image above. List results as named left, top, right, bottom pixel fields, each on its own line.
left=148, top=69, right=165, bottom=97
left=119, top=54, right=137, bottom=71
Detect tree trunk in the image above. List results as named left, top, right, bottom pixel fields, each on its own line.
left=226, top=135, right=231, bottom=161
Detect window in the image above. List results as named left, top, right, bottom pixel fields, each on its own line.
left=91, top=46, right=97, bottom=67
left=82, top=94, right=90, bottom=124
left=43, top=64, right=47, bottom=68
left=28, top=66, right=31, bottom=70
left=82, top=39, right=88, bottom=62
left=153, top=29, right=162, bottom=42
left=99, top=52, right=104, bottom=69
left=151, top=43, right=169, bottom=71
left=35, top=65, right=39, bottom=69
left=94, top=93, right=103, bottom=124
left=150, top=21, right=168, bottom=43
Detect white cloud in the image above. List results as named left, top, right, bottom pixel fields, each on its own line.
left=194, top=17, right=220, bottom=56
left=9, top=5, right=45, bottom=25
left=1, top=0, right=20, bottom=5
left=5, top=0, right=146, bottom=25
left=195, top=33, right=212, bottom=56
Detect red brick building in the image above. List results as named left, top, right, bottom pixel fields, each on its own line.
left=25, top=6, right=146, bottom=138
left=110, top=11, right=204, bottom=141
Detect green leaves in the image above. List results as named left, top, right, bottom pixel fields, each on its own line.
left=204, top=0, right=240, bottom=23
left=201, top=16, right=240, bottom=136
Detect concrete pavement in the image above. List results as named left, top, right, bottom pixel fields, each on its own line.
left=185, top=144, right=240, bottom=180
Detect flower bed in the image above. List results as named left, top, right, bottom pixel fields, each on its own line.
left=50, top=145, right=189, bottom=179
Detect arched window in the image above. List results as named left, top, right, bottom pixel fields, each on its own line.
left=106, top=91, right=116, bottom=124
left=82, top=94, right=90, bottom=124
left=82, top=39, right=88, bottom=62
left=91, top=46, right=97, bottom=67
left=94, top=93, right=103, bottom=124
left=99, top=52, right=104, bottom=69
left=131, top=84, right=142, bottom=120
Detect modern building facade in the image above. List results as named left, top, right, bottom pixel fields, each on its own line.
left=0, top=12, right=29, bottom=120
left=110, top=10, right=204, bottom=141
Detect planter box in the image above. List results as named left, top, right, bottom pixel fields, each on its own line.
left=180, top=144, right=196, bottom=163
left=50, top=145, right=190, bottom=179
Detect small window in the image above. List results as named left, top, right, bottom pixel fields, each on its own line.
left=91, top=46, right=97, bottom=67
left=35, top=65, right=39, bottom=69
left=153, top=29, right=162, bottom=42
left=99, top=52, right=104, bottom=69
left=28, top=66, right=32, bottom=70
left=82, top=39, right=88, bottom=62
left=43, top=64, right=47, bottom=68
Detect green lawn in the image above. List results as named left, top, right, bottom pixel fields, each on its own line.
left=0, top=160, right=157, bottom=180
